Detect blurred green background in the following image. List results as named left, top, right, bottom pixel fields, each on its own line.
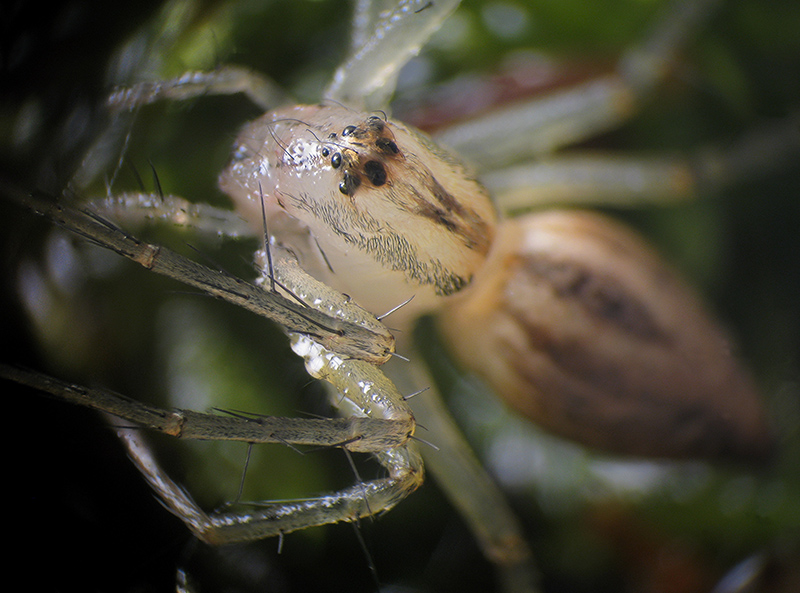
left=2, top=1, right=799, bottom=592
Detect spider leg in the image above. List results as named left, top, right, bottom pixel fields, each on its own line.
left=0, top=284, right=423, bottom=544
left=1, top=178, right=427, bottom=544
left=434, top=0, right=722, bottom=171
left=71, top=65, right=287, bottom=194
left=0, top=364, right=412, bottom=454
left=107, top=65, right=286, bottom=113
left=87, top=192, right=253, bottom=238
left=113, top=405, right=422, bottom=546
left=325, top=0, right=462, bottom=111
left=386, top=354, right=541, bottom=593
left=484, top=111, right=800, bottom=212
left=3, top=188, right=394, bottom=363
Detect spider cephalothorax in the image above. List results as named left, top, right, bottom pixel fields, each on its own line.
left=220, top=103, right=496, bottom=322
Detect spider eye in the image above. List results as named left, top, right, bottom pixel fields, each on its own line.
left=342, top=125, right=357, bottom=136
left=339, top=171, right=361, bottom=195
left=321, top=147, right=330, bottom=157
left=367, top=116, right=385, bottom=132
left=376, top=137, right=399, bottom=154
left=364, top=160, right=387, bottom=186
left=331, top=152, right=342, bottom=169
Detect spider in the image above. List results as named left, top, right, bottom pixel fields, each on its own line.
left=1, top=1, right=800, bottom=592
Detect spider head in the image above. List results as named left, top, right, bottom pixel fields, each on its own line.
left=220, top=104, right=497, bottom=326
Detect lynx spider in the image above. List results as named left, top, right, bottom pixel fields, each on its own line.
left=3, top=3, right=796, bottom=582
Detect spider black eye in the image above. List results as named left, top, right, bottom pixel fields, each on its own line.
left=342, top=125, right=357, bottom=136
left=321, top=147, right=330, bottom=157
left=331, top=152, right=342, bottom=169
left=376, top=137, right=399, bottom=154
left=367, top=115, right=385, bottom=132
left=364, top=160, right=387, bottom=186
left=339, top=171, right=361, bottom=195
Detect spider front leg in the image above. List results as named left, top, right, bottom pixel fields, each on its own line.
left=2, top=333, right=422, bottom=546
left=114, top=423, right=422, bottom=546
left=3, top=345, right=422, bottom=545
left=121, top=331, right=423, bottom=546
left=1, top=188, right=423, bottom=542
left=140, top=278, right=424, bottom=544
